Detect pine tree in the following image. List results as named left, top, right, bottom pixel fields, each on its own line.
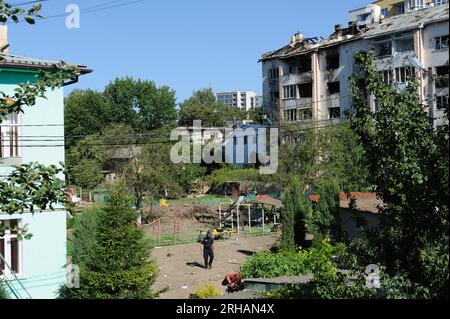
left=282, top=177, right=312, bottom=249
left=60, top=182, right=158, bottom=299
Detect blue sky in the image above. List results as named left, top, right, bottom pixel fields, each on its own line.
left=8, top=0, right=370, bottom=103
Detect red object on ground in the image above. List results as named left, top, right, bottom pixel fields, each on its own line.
left=222, top=273, right=244, bottom=292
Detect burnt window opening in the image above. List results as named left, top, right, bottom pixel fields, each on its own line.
left=327, top=81, right=340, bottom=94
left=270, top=91, right=280, bottom=102
left=393, top=33, right=414, bottom=53
left=298, top=108, right=312, bottom=120
left=269, top=68, right=279, bottom=80
left=373, top=37, right=392, bottom=57
left=298, top=82, right=313, bottom=98
left=436, top=95, right=449, bottom=110
left=436, top=65, right=449, bottom=88
left=298, top=55, right=312, bottom=72
left=288, top=64, right=297, bottom=74
left=328, top=107, right=341, bottom=119
left=326, top=54, right=340, bottom=70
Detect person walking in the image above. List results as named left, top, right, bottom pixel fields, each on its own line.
left=201, top=230, right=214, bottom=269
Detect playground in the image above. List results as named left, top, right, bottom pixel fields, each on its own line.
left=142, top=193, right=282, bottom=298
left=151, top=233, right=280, bottom=299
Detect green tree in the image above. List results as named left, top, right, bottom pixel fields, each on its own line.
left=281, top=177, right=310, bottom=249
left=247, top=106, right=264, bottom=124
left=59, top=182, right=158, bottom=299
left=64, top=89, right=117, bottom=148
left=276, top=122, right=370, bottom=192
left=310, top=180, right=343, bottom=242
left=104, top=77, right=177, bottom=131
left=179, top=88, right=247, bottom=127
left=69, top=206, right=99, bottom=267
left=348, top=51, right=449, bottom=298
left=180, top=88, right=217, bottom=108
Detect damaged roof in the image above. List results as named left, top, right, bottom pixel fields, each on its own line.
left=260, top=4, right=449, bottom=62
left=260, top=25, right=367, bottom=62
left=0, top=52, right=92, bottom=74
left=364, top=4, right=449, bottom=39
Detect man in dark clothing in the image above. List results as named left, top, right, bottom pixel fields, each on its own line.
left=201, top=230, right=214, bottom=269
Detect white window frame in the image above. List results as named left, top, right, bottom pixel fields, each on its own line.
left=434, top=0, right=448, bottom=6
left=282, top=85, right=297, bottom=100
left=0, top=219, right=23, bottom=280
left=414, top=0, right=425, bottom=9
left=381, top=8, right=389, bottom=17
left=436, top=95, right=449, bottom=110
left=0, top=113, right=21, bottom=159
left=435, top=35, right=449, bottom=51
left=394, top=66, right=416, bottom=83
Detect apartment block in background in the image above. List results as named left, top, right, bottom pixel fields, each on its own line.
left=216, top=90, right=262, bottom=111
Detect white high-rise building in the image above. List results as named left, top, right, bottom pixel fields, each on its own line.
left=216, top=91, right=262, bottom=111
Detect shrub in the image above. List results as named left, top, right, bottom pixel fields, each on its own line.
left=191, top=283, right=221, bottom=299
left=0, top=281, right=8, bottom=299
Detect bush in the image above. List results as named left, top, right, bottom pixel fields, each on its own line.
left=190, top=283, right=221, bottom=299
left=241, top=239, right=337, bottom=279
left=0, top=281, right=8, bottom=299
left=241, top=250, right=309, bottom=278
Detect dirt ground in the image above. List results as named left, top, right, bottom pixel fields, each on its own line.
left=151, top=234, right=279, bottom=299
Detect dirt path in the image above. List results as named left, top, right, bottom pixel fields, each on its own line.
left=151, top=235, right=279, bottom=299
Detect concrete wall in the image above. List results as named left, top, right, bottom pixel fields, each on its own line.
left=316, top=40, right=370, bottom=120
left=0, top=68, right=67, bottom=299
left=421, top=20, right=449, bottom=127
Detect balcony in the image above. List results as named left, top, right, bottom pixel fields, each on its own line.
left=281, top=71, right=313, bottom=86
left=283, top=98, right=312, bottom=110
left=374, top=51, right=417, bottom=70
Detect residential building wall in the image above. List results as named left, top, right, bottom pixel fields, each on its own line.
left=0, top=70, right=67, bottom=299
left=261, top=4, right=449, bottom=128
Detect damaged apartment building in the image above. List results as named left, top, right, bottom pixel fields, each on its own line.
left=260, top=2, right=449, bottom=129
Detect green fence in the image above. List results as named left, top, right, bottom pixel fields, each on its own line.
left=147, top=225, right=279, bottom=248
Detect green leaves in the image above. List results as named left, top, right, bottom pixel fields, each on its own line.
left=0, top=62, right=80, bottom=118
left=0, top=162, right=66, bottom=215
left=0, top=2, right=41, bottom=24
left=348, top=51, right=449, bottom=298
left=24, top=16, right=35, bottom=24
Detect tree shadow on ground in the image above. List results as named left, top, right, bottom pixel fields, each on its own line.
left=237, top=249, right=254, bottom=256
left=186, top=261, right=205, bottom=268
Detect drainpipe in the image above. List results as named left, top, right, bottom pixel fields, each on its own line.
left=414, top=23, right=425, bottom=103
left=312, top=50, right=320, bottom=123
left=278, top=64, right=284, bottom=123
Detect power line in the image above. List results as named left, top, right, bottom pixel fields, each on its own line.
left=0, top=122, right=344, bottom=148
left=10, top=0, right=48, bottom=6
left=40, top=0, right=145, bottom=21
